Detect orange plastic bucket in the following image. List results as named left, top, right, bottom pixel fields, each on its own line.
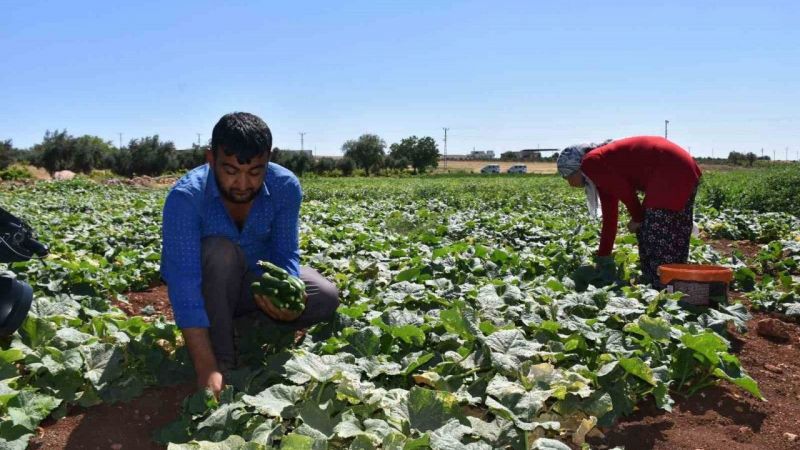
left=658, top=264, right=733, bottom=307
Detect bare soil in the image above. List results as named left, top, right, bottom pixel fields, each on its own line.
left=28, top=383, right=194, bottom=450
left=112, top=285, right=173, bottom=321
left=709, top=238, right=765, bottom=261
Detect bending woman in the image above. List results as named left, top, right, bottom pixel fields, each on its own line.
left=556, top=136, right=702, bottom=288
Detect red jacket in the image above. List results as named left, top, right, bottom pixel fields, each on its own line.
left=580, top=136, right=702, bottom=256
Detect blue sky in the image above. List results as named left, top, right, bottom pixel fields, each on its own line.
left=1, top=1, right=798, bottom=159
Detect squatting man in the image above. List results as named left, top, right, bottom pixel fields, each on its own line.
left=160, top=112, right=339, bottom=396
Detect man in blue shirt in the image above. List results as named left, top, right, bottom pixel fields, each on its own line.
left=161, top=112, right=339, bottom=396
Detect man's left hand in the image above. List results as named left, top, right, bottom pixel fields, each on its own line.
left=254, top=293, right=307, bottom=322
left=627, top=220, right=642, bottom=233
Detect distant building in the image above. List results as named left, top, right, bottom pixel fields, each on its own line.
left=469, top=150, right=495, bottom=159
left=518, top=149, right=558, bottom=160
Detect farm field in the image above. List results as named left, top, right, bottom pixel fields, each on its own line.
left=432, top=160, right=558, bottom=174
left=1, top=170, right=800, bottom=449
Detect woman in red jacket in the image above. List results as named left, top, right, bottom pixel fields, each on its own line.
left=556, top=136, right=702, bottom=288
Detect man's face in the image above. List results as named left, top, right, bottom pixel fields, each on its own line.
left=207, top=148, right=270, bottom=204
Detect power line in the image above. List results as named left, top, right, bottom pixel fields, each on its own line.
left=442, top=127, right=449, bottom=170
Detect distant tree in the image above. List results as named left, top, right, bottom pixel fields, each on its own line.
left=342, top=134, right=385, bottom=176
left=746, top=152, right=757, bottom=167
left=113, top=135, right=177, bottom=176
left=14, top=148, right=37, bottom=166
left=33, top=130, right=73, bottom=174
left=336, top=157, right=355, bottom=176
left=388, top=136, right=439, bottom=174
left=0, top=140, right=16, bottom=169
left=28, top=131, right=116, bottom=174
left=313, top=157, right=337, bottom=174
left=272, top=150, right=314, bottom=176
left=384, top=154, right=410, bottom=171
left=71, top=135, right=115, bottom=173
left=500, top=151, right=517, bottom=161
left=175, top=144, right=208, bottom=171
left=727, top=151, right=746, bottom=166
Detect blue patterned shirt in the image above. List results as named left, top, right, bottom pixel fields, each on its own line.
left=160, top=163, right=302, bottom=328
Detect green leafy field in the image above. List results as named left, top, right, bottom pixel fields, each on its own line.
left=1, top=173, right=799, bottom=449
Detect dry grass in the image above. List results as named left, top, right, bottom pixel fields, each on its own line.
left=433, top=159, right=557, bottom=174
left=22, top=165, right=51, bottom=180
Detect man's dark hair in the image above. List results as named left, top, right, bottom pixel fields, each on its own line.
left=211, top=112, right=272, bottom=164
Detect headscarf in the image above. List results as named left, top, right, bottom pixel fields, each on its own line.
left=583, top=175, right=601, bottom=220
left=557, top=143, right=605, bottom=220
left=556, top=144, right=593, bottom=178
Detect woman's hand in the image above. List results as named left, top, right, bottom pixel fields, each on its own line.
left=254, top=294, right=306, bottom=322
left=627, top=220, right=642, bottom=233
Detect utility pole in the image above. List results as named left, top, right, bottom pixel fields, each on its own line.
left=299, top=132, right=306, bottom=151
left=197, top=133, right=202, bottom=147
left=118, top=133, right=123, bottom=150
left=761, top=148, right=764, bottom=157
left=664, top=120, right=669, bottom=139
left=442, top=127, right=449, bottom=170
left=786, top=147, right=789, bottom=161
left=773, top=148, right=776, bottom=160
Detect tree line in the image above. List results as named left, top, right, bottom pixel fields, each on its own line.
left=1, top=131, right=441, bottom=178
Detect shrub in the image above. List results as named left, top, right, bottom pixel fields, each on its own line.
left=0, top=165, right=32, bottom=181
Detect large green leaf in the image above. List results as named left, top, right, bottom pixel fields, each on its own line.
left=7, top=390, right=61, bottom=431
left=618, top=357, right=657, bottom=386
left=484, top=330, right=545, bottom=373
left=242, top=384, right=304, bottom=418
left=406, top=387, right=466, bottom=433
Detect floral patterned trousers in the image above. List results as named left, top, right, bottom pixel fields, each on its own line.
left=637, top=185, right=698, bottom=289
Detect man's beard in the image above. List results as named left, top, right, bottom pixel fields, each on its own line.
left=214, top=174, right=262, bottom=204
left=219, top=187, right=260, bottom=204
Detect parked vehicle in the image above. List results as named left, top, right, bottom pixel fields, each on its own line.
left=480, top=164, right=501, bottom=174
left=507, top=164, right=528, bottom=174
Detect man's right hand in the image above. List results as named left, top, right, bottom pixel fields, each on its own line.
left=181, top=327, right=225, bottom=398
left=198, top=369, right=224, bottom=398
left=254, top=293, right=305, bottom=322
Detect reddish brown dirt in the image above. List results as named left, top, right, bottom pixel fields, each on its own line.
left=29, top=383, right=194, bottom=450
left=710, top=238, right=764, bottom=261
left=112, top=285, right=173, bottom=321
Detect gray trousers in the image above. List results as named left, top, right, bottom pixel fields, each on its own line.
left=201, top=237, right=339, bottom=369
